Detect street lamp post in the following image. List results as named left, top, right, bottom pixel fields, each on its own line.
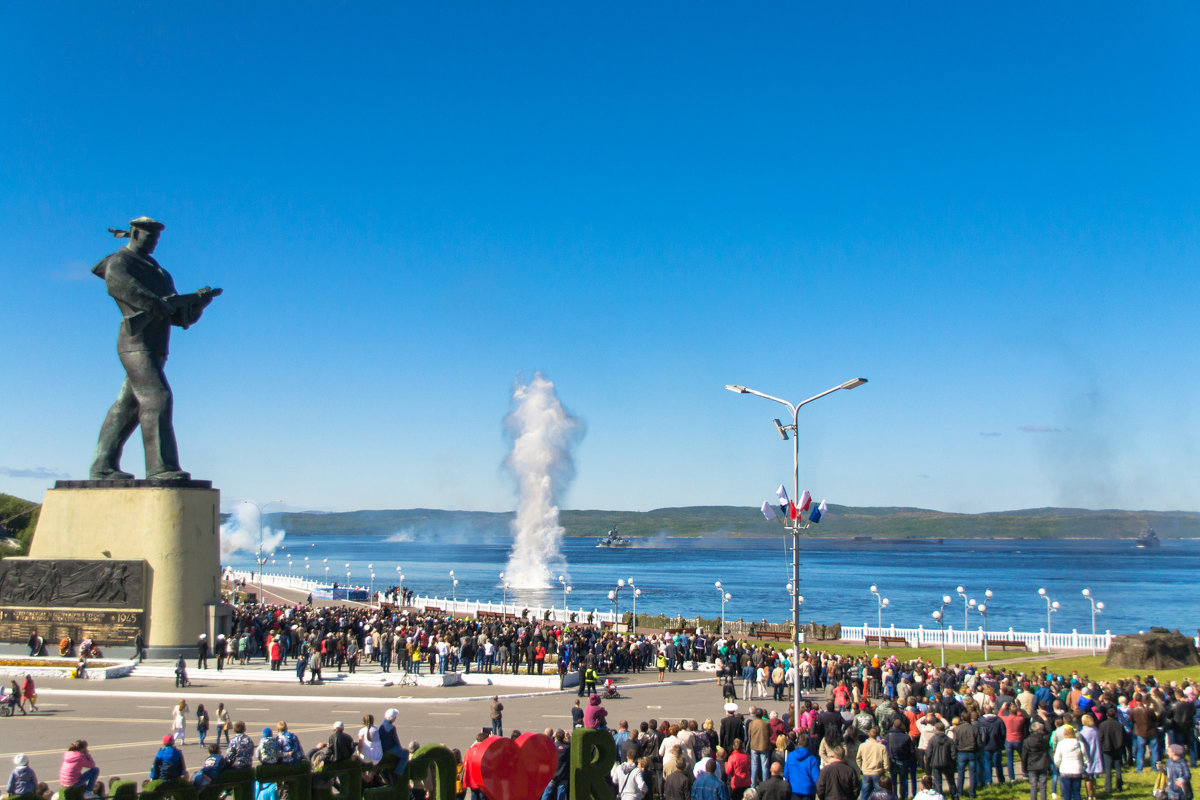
left=1081, top=589, right=1105, bottom=656
left=978, top=588, right=993, bottom=650
left=630, top=578, right=641, bottom=636
left=715, top=581, right=732, bottom=636
left=558, top=575, right=572, bottom=618
left=1037, top=588, right=1060, bottom=651
left=612, top=579, right=626, bottom=633
left=243, top=499, right=282, bottom=603
left=870, top=585, right=889, bottom=631
left=933, top=594, right=951, bottom=666
left=978, top=602, right=989, bottom=660
left=449, top=570, right=456, bottom=600
left=395, top=566, right=403, bottom=604
left=324, top=558, right=329, bottom=585
left=499, top=572, right=508, bottom=618
left=725, top=376, right=867, bottom=725
left=957, top=586, right=970, bottom=635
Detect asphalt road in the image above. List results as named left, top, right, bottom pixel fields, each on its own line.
left=2, top=666, right=802, bottom=790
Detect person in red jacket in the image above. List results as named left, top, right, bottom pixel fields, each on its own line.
left=726, top=739, right=751, bottom=800
left=999, top=703, right=1029, bottom=781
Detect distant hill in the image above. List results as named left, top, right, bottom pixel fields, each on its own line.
left=0, top=492, right=41, bottom=556
left=273, top=505, right=1200, bottom=540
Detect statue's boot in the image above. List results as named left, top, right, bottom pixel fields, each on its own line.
left=91, top=464, right=135, bottom=480
left=148, top=469, right=191, bottom=481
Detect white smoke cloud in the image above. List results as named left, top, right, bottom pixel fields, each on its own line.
left=220, top=504, right=286, bottom=559
left=502, top=373, right=584, bottom=588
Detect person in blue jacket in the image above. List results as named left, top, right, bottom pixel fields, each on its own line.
left=784, top=733, right=822, bottom=800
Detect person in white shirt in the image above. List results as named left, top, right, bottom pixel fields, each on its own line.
left=913, top=774, right=945, bottom=800
left=357, top=714, right=382, bottom=764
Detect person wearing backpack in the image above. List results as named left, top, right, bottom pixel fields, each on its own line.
left=610, top=749, right=648, bottom=800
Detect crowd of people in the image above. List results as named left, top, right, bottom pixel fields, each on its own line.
left=7, top=603, right=1199, bottom=800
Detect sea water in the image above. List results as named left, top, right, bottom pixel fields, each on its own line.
left=227, top=534, right=1200, bottom=635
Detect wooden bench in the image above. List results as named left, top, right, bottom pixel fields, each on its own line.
left=865, top=634, right=907, bottom=647
left=755, top=630, right=792, bottom=642
left=986, top=638, right=1029, bottom=651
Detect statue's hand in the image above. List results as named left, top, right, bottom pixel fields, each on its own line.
left=155, top=296, right=174, bottom=318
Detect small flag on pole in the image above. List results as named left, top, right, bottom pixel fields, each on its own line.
left=761, top=501, right=777, bottom=521
left=776, top=485, right=790, bottom=518
left=808, top=499, right=828, bottom=524
left=798, top=490, right=812, bottom=513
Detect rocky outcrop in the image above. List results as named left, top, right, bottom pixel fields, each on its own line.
left=1104, top=629, right=1199, bottom=669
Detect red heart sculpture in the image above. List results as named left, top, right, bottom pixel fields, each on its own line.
left=464, top=732, right=557, bottom=800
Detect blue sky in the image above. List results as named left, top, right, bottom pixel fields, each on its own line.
left=3, top=2, right=1197, bottom=515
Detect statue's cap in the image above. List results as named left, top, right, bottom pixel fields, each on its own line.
left=129, top=216, right=165, bottom=232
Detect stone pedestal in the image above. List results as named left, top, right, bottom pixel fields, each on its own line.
left=21, top=481, right=223, bottom=653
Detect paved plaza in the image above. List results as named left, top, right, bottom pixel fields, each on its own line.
left=0, top=662, right=792, bottom=790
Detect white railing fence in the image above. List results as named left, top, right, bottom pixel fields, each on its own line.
left=839, top=622, right=1121, bottom=652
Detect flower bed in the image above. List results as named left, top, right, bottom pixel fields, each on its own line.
left=0, top=655, right=135, bottom=680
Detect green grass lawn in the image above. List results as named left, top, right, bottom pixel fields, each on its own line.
left=968, top=765, right=1170, bottom=800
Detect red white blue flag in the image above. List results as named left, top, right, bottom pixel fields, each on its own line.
left=808, top=499, right=828, bottom=524
left=798, top=490, right=812, bottom=513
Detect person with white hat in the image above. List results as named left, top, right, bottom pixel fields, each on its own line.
left=6, top=754, right=37, bottom=798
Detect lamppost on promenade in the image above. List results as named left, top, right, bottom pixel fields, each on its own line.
left=956, top=586, right=971, bottom=635
left=630, top=579, right=641, bottom=636
left=933, top=594, right=951, bottom=666
left=1081, top=588, right=1105, bottom=656
left=715, top=581, right=731, bottom=636
left=1037, top=588, right=1060, bottom=651
left=500, top=572, right=509, bottom=618
left=324, top=558, right=329, bottom=585
left=977, top=588, right=993, bottom=649
left=558, top=575, right=572, bottom=616
left=243, top=499, right=282, bottom=603
left=449, top=570, right=456, bottom=600
left=610, top=578, right=626, bottom=633
left=725, top=377, right=867, bottom=723
left=370, top=571, right=376, bottom=597
left=305, top=557, right=309, bottom=584
left=870, top=585, right=889, bottom=630
left=396, top=566, right=403, bottom=603
left=977, top=601, right=989, bottom=660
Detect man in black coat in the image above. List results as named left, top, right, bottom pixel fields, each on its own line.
left=815, top=745, right=860, bottom=800
left=1098, top=708, right=1126, bottom=793
left=926, top=723, right=958, bottom=800
left=757, top=762, right=791, bottom=800
left=1020, top=721, right=1051, bottom=800
left=720, top=703, right=745, bottom=752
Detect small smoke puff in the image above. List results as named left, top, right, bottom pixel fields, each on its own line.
left=219, top=504, right=286, bottom=558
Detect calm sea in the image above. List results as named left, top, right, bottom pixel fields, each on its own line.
left=226, top=534, right=1200, bottom=636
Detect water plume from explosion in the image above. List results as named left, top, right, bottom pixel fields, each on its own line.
left=502, top=373, right=583, bottom=588
left=220, top=503, right=286, bottom=559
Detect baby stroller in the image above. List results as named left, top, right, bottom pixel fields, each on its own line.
left=602, top=678, right=621, bottom=699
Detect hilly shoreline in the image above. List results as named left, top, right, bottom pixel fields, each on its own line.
left=270, top=504, right=1200, bottom=540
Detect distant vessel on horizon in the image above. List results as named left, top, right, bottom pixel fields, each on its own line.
left=596, top=524, right=631, bottom=548
left=1135, top=526, right=1160, bottom=548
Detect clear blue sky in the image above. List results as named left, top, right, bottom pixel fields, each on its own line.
left=3, top=3, right=1198, bottom=515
